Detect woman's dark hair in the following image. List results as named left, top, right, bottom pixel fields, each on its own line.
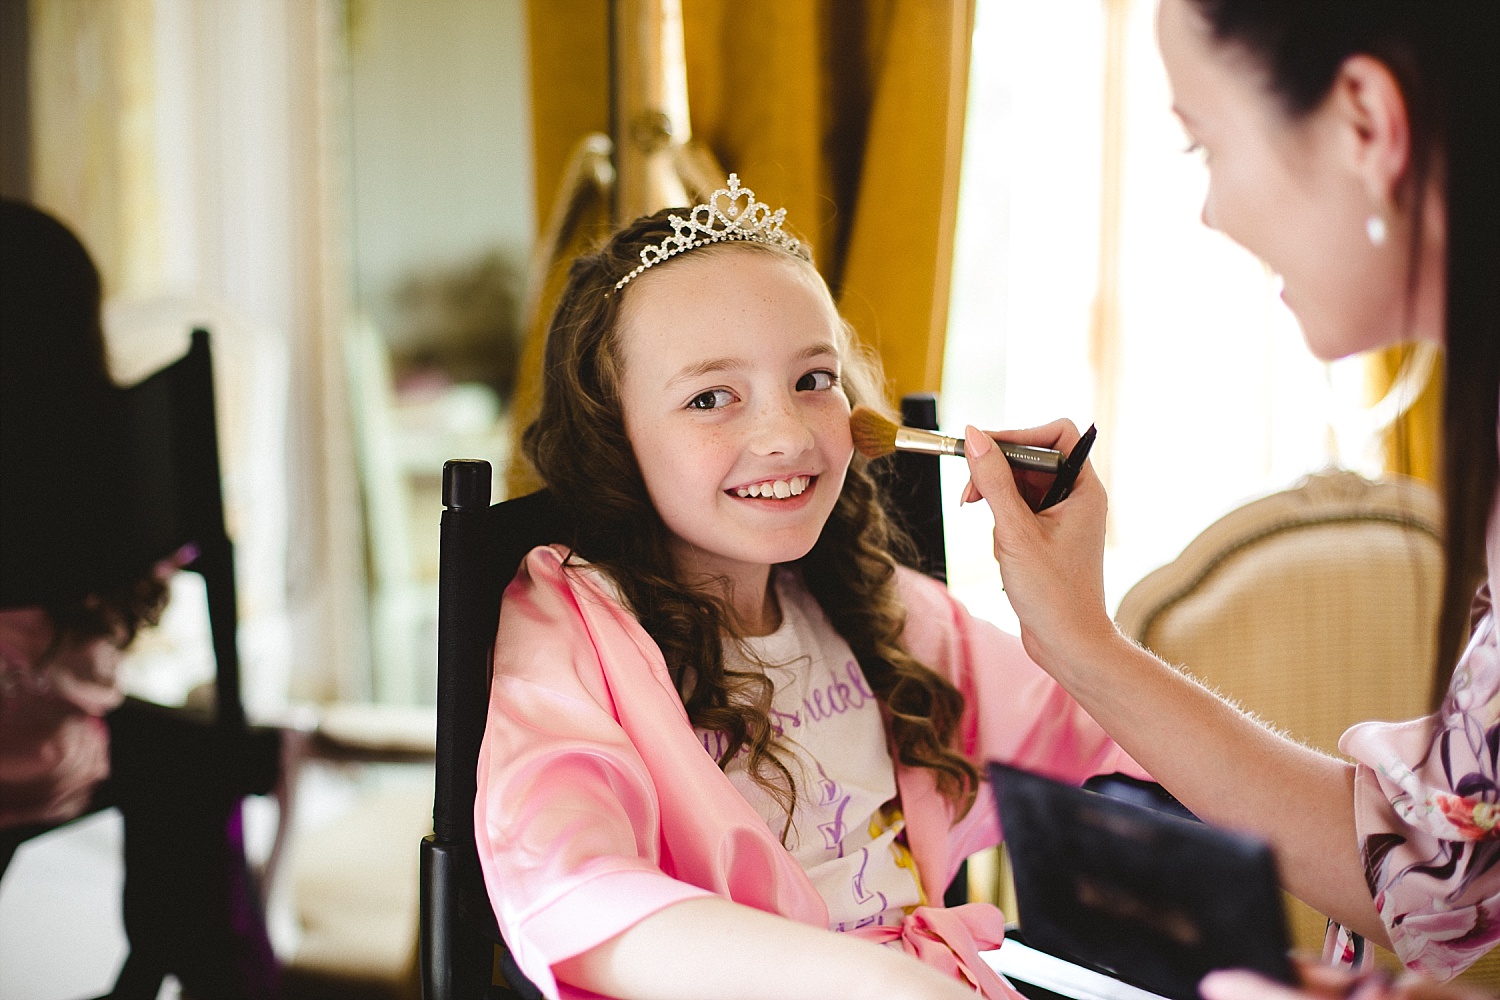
left=0, top=199, right=169, bottom=649
left=522, top=209, right=978, bottom=835
left=1186, top=1, right=1500, bottom=707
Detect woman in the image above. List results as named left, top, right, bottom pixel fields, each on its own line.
left=961, top=0, right=1499, bottom=994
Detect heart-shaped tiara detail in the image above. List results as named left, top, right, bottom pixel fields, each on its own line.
left=613, top=174, right=809, bottom=292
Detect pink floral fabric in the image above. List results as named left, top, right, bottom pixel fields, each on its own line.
left=1340, top=489, right=1500, bottom=980
left=0, top=549, right=185, bottom=830
left=0, top=608, right=124, bottom=828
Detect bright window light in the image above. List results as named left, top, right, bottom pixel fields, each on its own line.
left=941, top=0, right=1358, bottom=630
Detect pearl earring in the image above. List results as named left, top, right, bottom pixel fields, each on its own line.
left=1366, top=213, right=1388, bottom=247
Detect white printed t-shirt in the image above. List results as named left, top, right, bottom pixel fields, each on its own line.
left=695, top=571, right=925, bottom=932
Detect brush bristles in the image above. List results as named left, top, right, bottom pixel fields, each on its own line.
left=849, top=405, right=901, bottom=459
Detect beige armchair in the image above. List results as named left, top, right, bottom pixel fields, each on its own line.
left=1114, top=469, right=1444, bottom=969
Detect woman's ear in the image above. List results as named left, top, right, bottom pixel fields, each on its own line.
left=1329, top=54, right=1412, bottom=207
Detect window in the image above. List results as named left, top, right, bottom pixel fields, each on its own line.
left=941, top=0, right=1362, bottom=627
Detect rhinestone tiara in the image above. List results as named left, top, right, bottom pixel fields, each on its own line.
left=613, top=174, right=809, bottom=292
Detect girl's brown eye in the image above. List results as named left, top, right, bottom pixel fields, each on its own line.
left=688, top=388, right=734, bottom=410
left=797, top=370, right=837, bottom=392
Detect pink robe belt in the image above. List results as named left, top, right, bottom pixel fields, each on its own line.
left=850, top=902, right=1021, bottom=999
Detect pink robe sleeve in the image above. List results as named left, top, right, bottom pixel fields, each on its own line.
left=474, top=549, right=714, bottom=999
left=894, top=568, right=1149, bottom=868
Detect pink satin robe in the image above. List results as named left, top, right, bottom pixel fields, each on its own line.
left=475, top=545, right=1145, bottom=999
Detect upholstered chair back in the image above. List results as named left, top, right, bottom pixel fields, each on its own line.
left=1115, top=469, right=1442, bottom=967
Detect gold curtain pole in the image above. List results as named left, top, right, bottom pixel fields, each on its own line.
left=525, top=0, right=724, bottom=308
left=611, top=0, right=691, bottom=222
left=511, top=0, right=723, bottom=496
left=610, top=0, right=726, bottom=220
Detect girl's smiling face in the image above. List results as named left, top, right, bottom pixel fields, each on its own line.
left=615, top=247, right=854, bottom=616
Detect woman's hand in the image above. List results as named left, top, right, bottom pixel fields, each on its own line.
left=961, top=420, right=1119, bottom=677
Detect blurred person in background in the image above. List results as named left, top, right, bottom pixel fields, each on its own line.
left=0, top=198, right=280, bottom=1000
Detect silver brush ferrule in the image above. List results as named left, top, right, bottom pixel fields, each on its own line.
left=892, top=426, right=1062, bottom=472
left=893, top=426, right=964, bottom=457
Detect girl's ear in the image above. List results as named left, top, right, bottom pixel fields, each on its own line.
left=1329, top=54, right=1411, bottom=207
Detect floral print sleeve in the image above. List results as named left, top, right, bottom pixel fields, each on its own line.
left=1339, top=584, right=1500, bottom=981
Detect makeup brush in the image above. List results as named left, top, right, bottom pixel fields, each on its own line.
left=849, top=405, right=1063, bottom=473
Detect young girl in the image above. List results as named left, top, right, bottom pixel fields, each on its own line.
left=475, top=177, right=1144, bottom=1000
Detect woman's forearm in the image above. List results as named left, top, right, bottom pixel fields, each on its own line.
left=961, top=425, right=1388, bottom=947
left=552, top=896, right=978, bottom=1000
left=1049, top=628, right=1387, bottom=947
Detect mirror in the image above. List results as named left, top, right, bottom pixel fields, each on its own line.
left=342, top=0, right=532, bottom=703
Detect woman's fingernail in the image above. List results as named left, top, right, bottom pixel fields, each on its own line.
left=1345, top=970, right=1394, bottom=1000
left=1199, top=971, right=1260, bottom=1000
left=960, top=480, right=978, bottom=505
left=1198, top=972, right=1233, bottom=999
left=965, top=426, right=993, bottom=457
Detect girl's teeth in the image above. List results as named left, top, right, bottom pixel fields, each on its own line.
left=734, top=476, right=810, bottom=499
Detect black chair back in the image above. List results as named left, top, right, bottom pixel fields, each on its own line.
left=123, top=327, right=245, bottom=728
left=423, top=473, right=572, bottom=1000
left=888, top=392, right=948, bottom=583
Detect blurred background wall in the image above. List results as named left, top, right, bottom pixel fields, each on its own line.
left=0, top=0, right=537, bottom=712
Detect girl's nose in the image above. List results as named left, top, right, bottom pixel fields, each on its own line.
left=749, top=395, right=816, bottom=456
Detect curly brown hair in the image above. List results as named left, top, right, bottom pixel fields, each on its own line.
left=43, top=575, right=172, bottom=657
left=522, top=208, right=978, bottom=836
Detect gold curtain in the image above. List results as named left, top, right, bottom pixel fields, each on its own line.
left=1370, top=345, right=1442, bottom=486
left=514, top=0, right=974, bottom=494
left=28, top=0, right=159, bottom=300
